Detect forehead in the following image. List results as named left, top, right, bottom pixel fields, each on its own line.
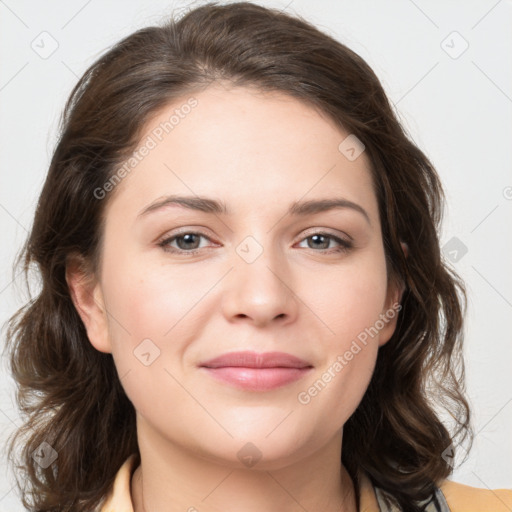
left=103, top=84, right=377, bottom=222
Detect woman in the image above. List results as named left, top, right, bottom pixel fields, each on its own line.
left=4, top=2, right=511, bottom=511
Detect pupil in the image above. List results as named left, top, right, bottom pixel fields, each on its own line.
left=179, top=234, right=199, bottom=249
left=311, top=234, right=328, bottom=249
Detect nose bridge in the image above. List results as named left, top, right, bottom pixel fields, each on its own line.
left=221, top=233, right=297, bottom=325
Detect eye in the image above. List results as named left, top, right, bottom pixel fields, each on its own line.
left=158, top=231, right=215, bottom=254
left=157, top=230, right=353, bottom=255
left=296, top=232, right=353, bottom=254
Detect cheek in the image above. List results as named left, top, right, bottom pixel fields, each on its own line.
left=102, top=247, right=205, bottom=341
left=302, top=255, right=388, bottom=409
left=298, top=283, right=384, bottom=426
left=317, top=255, right=389, bottom=346
left=99, top=262, right=188, bottom=420
left=99, top=250, right=218, bottom=394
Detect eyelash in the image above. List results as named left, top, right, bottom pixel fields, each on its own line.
left=157, top=230, right=353, bottom=256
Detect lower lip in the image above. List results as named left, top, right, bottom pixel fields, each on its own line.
left=201, top=367, right=312, bottom=391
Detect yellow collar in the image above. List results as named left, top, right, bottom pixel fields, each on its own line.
left=100, top=454, right=381, bottom=512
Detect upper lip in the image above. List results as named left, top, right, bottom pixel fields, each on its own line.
left=199, top=351, right=313, bottom=369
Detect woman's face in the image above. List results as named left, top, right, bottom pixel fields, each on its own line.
left=73, top=84, right=401, bottom=470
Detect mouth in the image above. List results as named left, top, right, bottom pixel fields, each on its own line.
left=199, top=351, right=313, bottom=391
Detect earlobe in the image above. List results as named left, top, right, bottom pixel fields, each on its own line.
left=377, top=293, right=402, bottom=347
left=65, top=254, right=112, bottom=354
left=378, top=269, right=407, bottom=348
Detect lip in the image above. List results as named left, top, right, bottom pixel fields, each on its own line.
left=199, top=351, right=313, bottom=391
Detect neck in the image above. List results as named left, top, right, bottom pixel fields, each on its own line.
left=131, top=419, right=357, bottom=512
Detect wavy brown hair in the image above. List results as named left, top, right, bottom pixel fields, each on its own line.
left=3, top=2, right=472, bottom=511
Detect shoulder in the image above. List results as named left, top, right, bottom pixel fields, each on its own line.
left=99, top=453, right=139, bottom=512
left=438, top=478, right=512, bottom=512
left=361, top=470, right=512, bottom=512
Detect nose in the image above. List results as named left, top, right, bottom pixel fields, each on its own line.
left=221, top=243, right=298, bottom=328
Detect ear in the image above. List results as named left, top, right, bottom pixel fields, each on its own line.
left=378, top=241, right=408, bottom=347
left=65, top=253, right=112, bottom=354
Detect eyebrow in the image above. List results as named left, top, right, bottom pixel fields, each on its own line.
left=137, top=195, right=371, bottom=225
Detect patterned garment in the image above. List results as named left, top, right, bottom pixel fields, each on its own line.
left=374, top=485, right=451, bottom=511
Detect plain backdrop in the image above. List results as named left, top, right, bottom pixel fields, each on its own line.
left=1, top=0, right=511, bottom=509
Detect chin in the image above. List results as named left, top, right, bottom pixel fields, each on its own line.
left=193, top=427, right=317, bottom=471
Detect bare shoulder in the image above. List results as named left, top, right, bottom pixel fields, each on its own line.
left=439, top=478, right=512, bottom=512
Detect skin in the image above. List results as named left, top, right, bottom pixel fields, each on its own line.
left=67, top=83, right=403, bottom=512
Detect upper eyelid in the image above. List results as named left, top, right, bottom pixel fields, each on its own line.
left=157, top=228, right=215, bottom=244
left=297, top=226, right=353, bottom=242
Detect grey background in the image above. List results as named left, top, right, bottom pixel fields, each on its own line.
left=1, top=0, right=511, bottom=509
